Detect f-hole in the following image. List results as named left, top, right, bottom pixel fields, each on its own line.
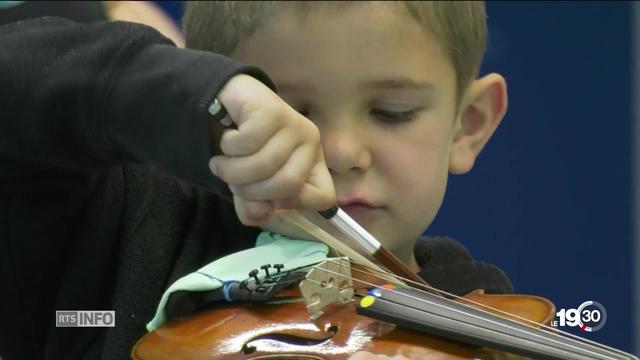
left=241, top=324, right=340, bottom=357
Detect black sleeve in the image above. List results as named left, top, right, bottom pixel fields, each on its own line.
left=0, top=16, right=275, bottom=191
left=415, top=236, right=514, bottom=296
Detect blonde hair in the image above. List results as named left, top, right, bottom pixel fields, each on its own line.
left=183, top=1, right=487, bottom=101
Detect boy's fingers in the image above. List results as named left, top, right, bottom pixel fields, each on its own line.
left=272, top=197, right=299, bottom=209
left=217, top=74, right=281, bottom=128
left=294, top=182, right=336, bottom=211
left=295, top=155, right=336, bottom=211
left=233, top=195, right=273, bottom=226
left=219, top=113, right=281, bottom=157
left=215, top=74, right=335, bottom=214
left=210, top=129, right=298, bottom=185
left=225, top=143, right=315, bottom=201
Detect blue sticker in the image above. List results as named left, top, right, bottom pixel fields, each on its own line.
left=367, top=287, right=382, bottom=297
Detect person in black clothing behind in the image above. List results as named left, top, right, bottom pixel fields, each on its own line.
left=0, top=2, right=511, bottom=360
left=0, top=1, right=184, bottom=45
left=0, top=1, right=107, bottom=24
left=0, top=14, right=332, bottom=359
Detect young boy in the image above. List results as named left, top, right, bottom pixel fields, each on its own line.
left=0, top=1, right=509, bottom=359
left=185, top=0, right=509, bottom=287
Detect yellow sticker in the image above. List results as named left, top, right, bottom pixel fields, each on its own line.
left=360, top=296, right=375, bottom=308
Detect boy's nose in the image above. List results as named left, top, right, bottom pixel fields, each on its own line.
left=320, top=123, right=371, bottom=175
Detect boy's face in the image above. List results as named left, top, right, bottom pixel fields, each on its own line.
left=232, top=4, right=461, bottom=264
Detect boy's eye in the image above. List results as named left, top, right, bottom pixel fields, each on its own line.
left=370, top=108, right=418, bottom=123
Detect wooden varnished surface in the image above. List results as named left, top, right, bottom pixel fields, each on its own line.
left=132, top=289, right=554, bottom=360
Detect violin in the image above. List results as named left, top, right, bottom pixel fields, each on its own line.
left=131, top=210, right=638, bottom=360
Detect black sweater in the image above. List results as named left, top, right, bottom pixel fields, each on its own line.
left=0, top=17, right=512, bottom=360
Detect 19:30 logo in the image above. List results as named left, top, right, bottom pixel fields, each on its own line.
left=551, top=300, right=607, bottom=332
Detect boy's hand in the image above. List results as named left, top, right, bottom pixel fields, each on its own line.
left=209, top=74, right=335, bottom=225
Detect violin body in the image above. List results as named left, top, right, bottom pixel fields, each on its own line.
left=131, top=289, right=554, bottom=360
left=132, top=213, right=637, bottom=360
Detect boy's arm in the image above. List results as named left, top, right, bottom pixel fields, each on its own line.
left=0, top=16, right=273, bottom=192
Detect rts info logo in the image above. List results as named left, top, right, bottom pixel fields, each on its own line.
left=551, top=301, right=607, bottom=332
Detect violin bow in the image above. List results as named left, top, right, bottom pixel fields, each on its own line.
left=275, top=206, right=436, bottom=293
left=317, top=204, right=432, bottom=290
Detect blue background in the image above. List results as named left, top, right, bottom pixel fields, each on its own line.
left=156, top=1, right=635, bottom=353
left=435, top=2, right=634, bottom=352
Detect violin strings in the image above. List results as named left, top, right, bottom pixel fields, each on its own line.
left=276, top=210, right=632, bottom=359
left=351, top=258, right=633, bottom=357
left=258, top=257, right=627, bottom=358
left=314, top=258, right=629, bottom=359
left=342, top=258, right=546, bottom=325
left=334, top=257, right=631, bottom=357
left=305, top=263, right=621, bottom=360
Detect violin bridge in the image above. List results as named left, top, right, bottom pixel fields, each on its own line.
left=299, top=258, right=355, bottom=320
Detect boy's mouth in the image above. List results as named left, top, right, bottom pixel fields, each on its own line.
left=337, top=198, right=382, bottom=220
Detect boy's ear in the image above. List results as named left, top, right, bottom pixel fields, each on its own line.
left=449, top=73, right=508, bottom=174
